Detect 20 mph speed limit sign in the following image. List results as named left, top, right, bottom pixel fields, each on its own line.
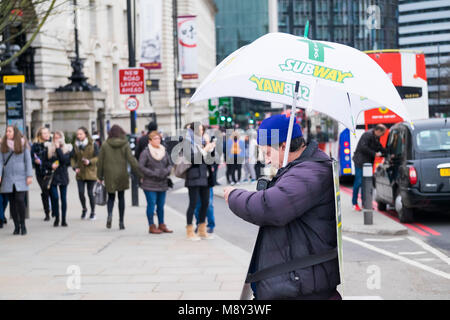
left=125, top=96, right=139, bottom=111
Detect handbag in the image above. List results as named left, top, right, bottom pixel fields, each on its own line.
left=174, top=160, right=191, bottom=179
left=0, top=152, right=14, bottom=189
left=93, top=181, right=107, bottom=206
left=42, top=171, right=54, bottom=190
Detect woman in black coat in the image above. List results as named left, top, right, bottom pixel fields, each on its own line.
left=184, top=122, right=215, bottom=241
left=31, top=127, right=52, bottom=221
left=44, top=131, right=72, bottom=227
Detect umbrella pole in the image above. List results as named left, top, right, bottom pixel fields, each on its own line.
left=282, top=81, right=300, bottom=167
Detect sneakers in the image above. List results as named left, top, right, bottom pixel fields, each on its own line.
left=207, top=227, right=214, bottom=234
left=81, top=210, right=87, bottom=220
left=89, top=213, right=96, bottom=220
left=353, top=204, right=362, bottom=212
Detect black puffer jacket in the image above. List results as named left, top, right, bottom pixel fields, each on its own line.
left=44, top=147, right=72, bottom=186
left=31, top=142, right=49, bottom=177
left=353, top=129, right=386, bottom=168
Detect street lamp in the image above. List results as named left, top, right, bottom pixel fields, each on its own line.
left=0, top=41, right=21, bottom=76
left=56, top=0, right=98, bottom=92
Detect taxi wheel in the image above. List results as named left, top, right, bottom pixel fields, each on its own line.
left=395, top=194, right=414, bottom=223
left=376, top=201, right=387, bottom=211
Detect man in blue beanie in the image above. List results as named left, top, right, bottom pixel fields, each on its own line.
left=224, top=114, right=341, bottom=300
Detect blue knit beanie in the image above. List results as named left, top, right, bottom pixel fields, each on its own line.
left=257, top=114, right=303, bottom=146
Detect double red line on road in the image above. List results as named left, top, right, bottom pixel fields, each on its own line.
left=340, top=185, right=441, bottom=237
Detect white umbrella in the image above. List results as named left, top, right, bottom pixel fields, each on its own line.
left=188, top=32, right=411, bottom=166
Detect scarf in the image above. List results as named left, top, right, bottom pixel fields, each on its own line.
left=7, top=138, right=25, bottom=152
left=75, top=138, right=89, bottom=149
left=148, top=144, right=166, bottom=161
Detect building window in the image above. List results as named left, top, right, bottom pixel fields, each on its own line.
left=89, top=0, right=97, bottom=36
left=107, top=5, right=114, bottom=41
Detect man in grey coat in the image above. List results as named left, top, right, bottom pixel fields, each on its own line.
left=224, top=115, right=341, bottom=300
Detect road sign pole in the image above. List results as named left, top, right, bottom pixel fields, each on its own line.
left=127, top=0, right=138, bottom=207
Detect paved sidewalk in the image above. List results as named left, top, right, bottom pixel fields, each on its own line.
left=213, top=181, right=408, bottom=236
left=0, top=173, right=250, bottom=300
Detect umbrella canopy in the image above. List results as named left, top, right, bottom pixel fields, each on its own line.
left=188, top=32, right=410, bottom=132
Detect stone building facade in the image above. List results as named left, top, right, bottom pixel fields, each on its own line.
left=0, top=0, right=217, bottom=139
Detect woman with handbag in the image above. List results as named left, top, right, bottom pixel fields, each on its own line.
left=71, top=127, right=99, bottom=220
left=0, top=126, right=33, bottom=235
left=45, top=131, right=73, bottom=227
left=184, top=122, right=215, bottom=241
left=31, top=126, right=52, bottom=221
left=139, top=131, right=173, bottom=234
left=97, top=125, right=142, bottom=230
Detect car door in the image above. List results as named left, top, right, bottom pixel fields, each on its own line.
left=375, top=129, right=397, bottom=203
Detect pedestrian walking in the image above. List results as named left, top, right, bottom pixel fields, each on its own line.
left=135, top=121, right=158, bottom=161
left=139, top=131, right=173, bottom=234
left=224, top=115, right=341, bottom=300
left=228, top=132, right=244, bottom=185
left=193, top=126, right=217, bottom=234
left=184, top=122, right=215, bottom=241
left=352, top=124, right=387, bottom=211
left=31, top=126, right=52, bottom=220
left=243, top=134, right=257, bottom=182
left=46, top=131, right=73, bottom=227
left=0, top=126, right=33, bottom=235
left=71, top=127, right=99, bottom=220
left=97, top=125, right=143, bottom=230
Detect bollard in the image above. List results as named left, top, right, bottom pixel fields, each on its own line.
left=362, top=163, right=373, bottom=225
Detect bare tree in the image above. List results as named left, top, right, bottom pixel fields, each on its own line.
left=0, top=0, right=58, bottom=68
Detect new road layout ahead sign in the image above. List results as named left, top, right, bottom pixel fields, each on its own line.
left=119, top=68, right=145, bottom=95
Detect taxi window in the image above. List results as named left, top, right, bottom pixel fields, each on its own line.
left=415, top=129, right=450, bottom=152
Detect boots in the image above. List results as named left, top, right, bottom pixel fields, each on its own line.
left=54, top=216, right=59, bottom=227
left=119, top=220, right=125, bottom=230
left=149, top=224, right=163, bottom=234
left=197, top=223, right=214, bottom=240
left=186, top=224, right=200, bottom=241
left=20, top=224, right=27, bottom=235
left=158, top=224, right=173, bottom=233
left=106, top=215, right=112, bottom=229
left=13, top=224, right=20, bottom=235
left=61, top=218, right=68, bottom=227
left=44, top=213, right=50, bottom=221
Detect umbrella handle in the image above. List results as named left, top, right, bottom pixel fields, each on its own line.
left=282, top=81, right=300, bottom=167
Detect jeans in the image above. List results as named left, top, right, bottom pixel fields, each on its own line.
left=194, top=187, right=215, bottom=229
left=107, top=191, right=125, bottom=221
left=352, top=166, right=363, bottom=205
left=0, top=193, right=8, bottom=221
left=143, top=190, right=166, bottom=226
left=50, top=185, right=68, bottom=221
left=186, top=186, right=209, bottom=225
left=243, top=162, right=256, bottom=180
left=77, top=180, right=96, bottom=213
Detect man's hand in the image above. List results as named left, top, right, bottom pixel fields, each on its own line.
left=223, top=186, right=236, bottom=204
left=75, top=168, right=80, bottom=175
left=375, top=152, right=382, bottom=157
left=26, top=177, right=32, bottom=186
left=34, top=159, right=41, bottom=165
left=52, top=163, right=59, bottom=170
